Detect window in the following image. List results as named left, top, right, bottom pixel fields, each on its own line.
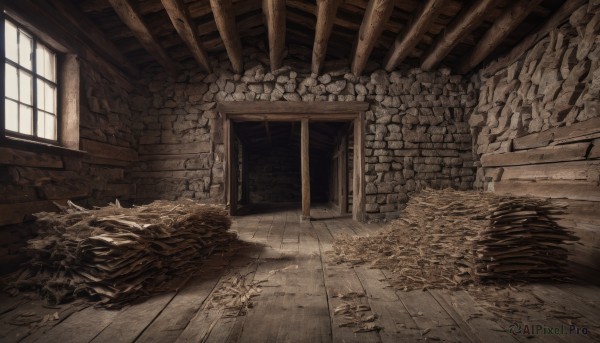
left=4, top=18, right=58, bottom=142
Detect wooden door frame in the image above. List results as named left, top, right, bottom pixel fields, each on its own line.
left=218, top=101, right=368, bottom=221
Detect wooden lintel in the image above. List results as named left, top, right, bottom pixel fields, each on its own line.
left=312, top=0, right=342, bottom=74
left=108, top=0, right=177, bottom=73
left=481, top=0, right=587, bottom=77
left=210, top=0, right=243, bottom=73
left=351, top=0, right=394, bottom=75
left=217, top=101, right=369, bottom=114
left=263, top=0, right=286, bottom=71
left=420, top=0, right=496, bottom=71
left=456, top=0, right=543, bottom=74
left=383, top=0, right=446, bottom=72
left=161, top=0, right=211, bottom=72
left=301, top=119, right=310, bottom=220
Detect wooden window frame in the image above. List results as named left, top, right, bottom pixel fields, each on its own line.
left=217, top=101, right=367, bottom=222
left=0, top=9, right=80, bottom=152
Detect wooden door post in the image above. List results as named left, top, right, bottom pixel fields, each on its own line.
left=301, top=119, right=311, bottom=220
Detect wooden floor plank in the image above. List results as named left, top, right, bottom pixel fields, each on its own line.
left=91, top=292, right=176, bottom=343
left=27, top=306, right=118, bottom=343
left=353, top=266, right=421, bottom=342
left=429, top=289, right=520, bottom=343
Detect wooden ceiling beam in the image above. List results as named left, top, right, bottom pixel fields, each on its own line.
left=161, top=0, right=212, bottom=72
left=39, top=1, right=139, bottom=76
left=383, top=0, right=446, bottom=72
left=456, top=0, right=543, bottom=74
left=481, top=0, right=587, bottom=77
left=263, top=0, right=286, bottom=71
left=107, top=0, right=177, bottom=73
left=210, top=0, right=244, bottom=73
left=311, top=0, right=342, bottom=75
left=420, top=0, right=496, bottom=71
left=350, top=0, right=394, bottom=76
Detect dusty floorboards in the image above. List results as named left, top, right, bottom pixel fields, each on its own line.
left=0, top=204, right=598, bottom=343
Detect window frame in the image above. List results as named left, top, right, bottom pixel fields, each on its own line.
left=2, top=14, right=61, bottom=145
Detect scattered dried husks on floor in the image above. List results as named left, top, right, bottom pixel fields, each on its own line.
left=208, top=272, right=265, bottom=317
left=332, top=189, right=578, bottom=291
left=9, top=200, right=236, bottom=307
left=332, top=292, right=381, bottom=333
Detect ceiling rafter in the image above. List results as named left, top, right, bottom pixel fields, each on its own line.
left=456, top=0, right=544, bottom=74
left=420, top=0, right=496, bottom=71
left=161, top=0, right=212, bottom=72
left=263, top=0, right=287, bottom=71
left=350, top=0, right=395, bottom=76
left=384, top=0, right=446, bottom=72
left=312, top=0, right=342, bottom=75
left=210, top=0, right=244, bottom=73
left=107, top=0, right=176, bottom=73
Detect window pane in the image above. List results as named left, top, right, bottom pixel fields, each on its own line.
left=18, top=30, right=33, bottom=69
left=5, top=21, right=18, bottom=62
left=37, top=109, right=45, bottom=138
left=5, top=99, right=18, bottom=132
left=45, top=82, right=56, bottom=114
left=5, top=63, right=18, bottom=100
left=19, top=70, right=32, bottom=105
left=45, top=113, right=56, bottom=140
left=19, top=105, right=32, bottom=135
left=36, top=44, right=56, bottom=82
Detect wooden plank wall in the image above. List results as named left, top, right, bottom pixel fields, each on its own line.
left=480, top=117, right=600, bottom=269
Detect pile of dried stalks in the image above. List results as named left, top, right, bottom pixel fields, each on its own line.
left=332, top=189, right=577, bottom=291
left=10, top=200, right=235, bottom=307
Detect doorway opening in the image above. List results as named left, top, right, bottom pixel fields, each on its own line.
left=219, top=102, right=366, bottom=221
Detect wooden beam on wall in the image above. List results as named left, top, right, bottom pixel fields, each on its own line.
left=481, top=0, right=587, bottom=77
left=301, top=119, right=310, bottom=220
left=420, top=0, right=496, bottom=71
left=456, top=0, right=543, bottom=74
left=210, top=0, right=243, bottom=73
left=108, top=0, right=177, bottom=73
left=263, top=0, right=286, bottom=71
left=161, top=0, right=212, bottom=72
left=351, top=0, right=394, bottom=75
left=312, top=0, right=342, bottom=74
left=217, top=101, right=370, bottom=114
left=383, top=0, right=446, bottom=72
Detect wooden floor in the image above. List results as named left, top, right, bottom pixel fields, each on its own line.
left=1, top=204, right=599, bottom=343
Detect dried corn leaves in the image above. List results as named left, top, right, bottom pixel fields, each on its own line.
left=10, top=200, right=235, bottom=307
left=332, top=189, right=578, bottom=291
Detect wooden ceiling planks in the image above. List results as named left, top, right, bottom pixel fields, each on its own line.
left=70, top=0, right=573, bottom=75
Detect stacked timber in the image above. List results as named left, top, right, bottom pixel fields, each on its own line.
left=332, top=189, right=578, bottom=291
left=10, top=200, right=234, bottom=307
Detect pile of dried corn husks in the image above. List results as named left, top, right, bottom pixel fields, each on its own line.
left=332, top=188, right=577, bottom=291
left=10, top=200, right=235, bottom=307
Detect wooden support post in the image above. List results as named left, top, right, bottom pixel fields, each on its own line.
left=301, top=119, right=310, bottom=220
left=339, top=135, right=347, bottom=215
left=210, top=0, right=243, bottom=73
left=224, top=118, right=231, bottom=207
left=420, top=0, right=495, bottom=71
left=351, top=0, right=394, bottom=76
left=352, top=113, right=365, bottom=221
left=312, top=0, right=342, bottom=74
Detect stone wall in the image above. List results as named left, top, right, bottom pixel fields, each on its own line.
left=470, top=1, right=600, bottom=269
left=0, top=60, right=140, bottom=274
left=133, top=55, right=478, bottom=220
